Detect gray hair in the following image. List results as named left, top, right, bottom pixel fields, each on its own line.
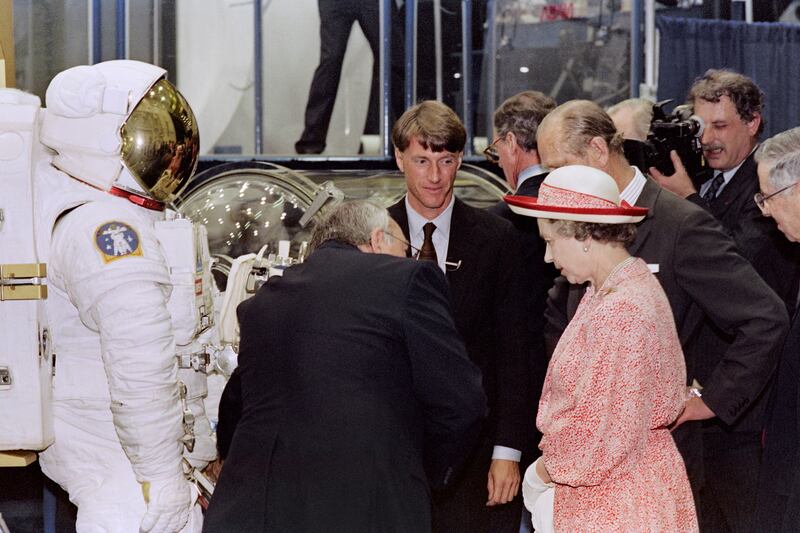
left=548, top=219, right=637, bottom=246
left=309, top=200, right=391, bottom=251
left=493, top=91, right=557, bottom=152
left=606, top=98, right=654, bottom=142
left=768, top=151, right=800, bottom=190
left=755, top=126, right=800, bottom=166
left=540, top=100, right=626, bottom=157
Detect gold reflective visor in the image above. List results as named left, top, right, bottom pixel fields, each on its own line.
left=120, top=79, right=199, bottom=203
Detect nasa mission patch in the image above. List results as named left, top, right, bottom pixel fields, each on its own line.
left=94, top=221, right=143, bottom=263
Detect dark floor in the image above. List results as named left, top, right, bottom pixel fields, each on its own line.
left=0, top=461, right=76, bottom=533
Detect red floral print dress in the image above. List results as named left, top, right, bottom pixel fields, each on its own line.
left=538, top=258, right=698, bottom=532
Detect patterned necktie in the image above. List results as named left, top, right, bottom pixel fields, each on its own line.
left=703, top=172, right=725, bottom=204
left=417, top=222, right=438, bottom=262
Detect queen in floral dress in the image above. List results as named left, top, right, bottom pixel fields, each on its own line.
left=506, top=165, right=698, bottom=532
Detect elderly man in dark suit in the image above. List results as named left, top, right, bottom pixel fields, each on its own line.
left=752, top=129, right=800, bottom=531
left=539, top=100, right=789, bottom=533
left=204, top=200, right=487, bottom=533
left=484, top=92, right=557, bottom=512
left=388, top=100, right=538, bottom=533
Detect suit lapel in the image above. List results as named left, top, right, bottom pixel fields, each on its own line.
left=446, top=199, right=481, bottom=310
left=628, top=178, right=660, bottom=257
left=387, top=198, right=412, bottom=257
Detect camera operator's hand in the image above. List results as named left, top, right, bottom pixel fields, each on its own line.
left=650, top=150, right=697, bottom=198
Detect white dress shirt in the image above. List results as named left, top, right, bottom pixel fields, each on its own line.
left=698, top=146, right=757, bottom=199
left=406, top=195, right=454, bottom=273
left=516, top=164, right=545, bottom=190
left=620, top=166, right=648, bottom=205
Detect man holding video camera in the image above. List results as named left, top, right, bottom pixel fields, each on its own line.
left=653, top=69, right=800, bottom=311
left=652, top=68, right=800, bottom=532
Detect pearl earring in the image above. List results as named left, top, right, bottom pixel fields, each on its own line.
left=583, top=246, right=589, bottom=253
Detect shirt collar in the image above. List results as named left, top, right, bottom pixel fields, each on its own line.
left=516, top=164, right=545, bottom=189
left=405, top=194, right=455, bottom=242
left=619, top=166, right=648, bottom=205
left=702, top=145, right=758, bottom=194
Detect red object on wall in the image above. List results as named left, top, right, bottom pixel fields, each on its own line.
left=541, top=4, right=574, bottom=21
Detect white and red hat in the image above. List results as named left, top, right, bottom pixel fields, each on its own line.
left=504, top=165, right=648, bottom=224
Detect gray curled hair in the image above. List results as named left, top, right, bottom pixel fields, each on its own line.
left=768, top=151, right=800, bottom=190
left=309, top=200, right=391, bottom=251
left=755, top=126, right=800, bottom=166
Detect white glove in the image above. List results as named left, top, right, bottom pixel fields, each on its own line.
left=530, top=486, right=555, bottom=533
left=523, top=457, right=555, bottom=533
left=522, top=457, right=554, bottom=512
left=140, top=476, right=192, bottom=533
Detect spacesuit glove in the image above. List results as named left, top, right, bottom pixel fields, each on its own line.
left=522, top=457, right=554, bottom=513
left=139, top=476, right=192, bottom=533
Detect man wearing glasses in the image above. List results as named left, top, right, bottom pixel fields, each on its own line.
left=388, top=101, right=539, bottom=533
left=206, top=201, right=487, bottom=533
left=753, top=128, right=800, bottom=531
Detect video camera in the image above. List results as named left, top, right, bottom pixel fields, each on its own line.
left=624, top=100, right=709, bottom=182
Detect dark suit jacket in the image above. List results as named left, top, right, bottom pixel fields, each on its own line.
left=204, top=241, right=486, bottom=533
left=545, top=177, right=789, bottom=489
left=388, top=198, right=538, bottom=531
left=488, top=174, right=556, bottom=455
left=389, top=197, right=534, bottom=453
left=488, top=173, right=558, bottom=284
left=753, top=309, right=800, bottom=532
left=686, top=154, right=800, bottom=433
left=688, top=152, right=800, bottom=312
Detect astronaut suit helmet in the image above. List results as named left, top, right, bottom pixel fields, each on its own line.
left=40, top=59, right=199, bottom=207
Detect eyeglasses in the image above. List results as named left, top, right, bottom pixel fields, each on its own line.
left=754, top=181, right=799, bottom=211
left=385, top=231, right=421, bottom=258
left=483, top=137, right=503, bottom=164
left=385, top=231, right=462, bottom=271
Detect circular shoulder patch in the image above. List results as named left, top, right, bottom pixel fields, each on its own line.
left=94, top=221, right=143, bottom=263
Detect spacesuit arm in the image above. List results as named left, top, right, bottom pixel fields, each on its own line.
left=54, top=208, right=184, bottom=483
left=86, top=280, right=185, bottom=481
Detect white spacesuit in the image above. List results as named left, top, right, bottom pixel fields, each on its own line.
left=33, top=60, right=209, bottom=532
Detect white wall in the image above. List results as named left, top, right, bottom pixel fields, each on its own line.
left=177, top=0, right=372, bottom=155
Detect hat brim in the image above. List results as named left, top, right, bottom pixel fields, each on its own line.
left=504, top=195, right=648, bottom=224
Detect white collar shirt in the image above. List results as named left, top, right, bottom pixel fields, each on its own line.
left=406, top=194, right=455, bottom=273
left=516, top=164, right=545, bottom=190
left=620, top=166, right=648, bottom=205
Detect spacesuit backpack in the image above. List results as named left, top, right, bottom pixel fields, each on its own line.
left=0, top=90, right=54, bottom=451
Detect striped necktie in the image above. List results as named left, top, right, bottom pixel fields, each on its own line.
left=703, top=172, right=725, bottom=204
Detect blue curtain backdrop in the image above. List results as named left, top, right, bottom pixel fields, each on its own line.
left=656, top=16, right=800, bottom=138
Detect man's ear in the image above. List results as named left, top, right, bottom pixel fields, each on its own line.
left=746, top=112, right=762, bottom=138
left=367, top=227, right=385, bottom=254
left=394, top=147, right=405, bottom=172
left=587, top=136, right=610, bottom=168
left=505, top=131, right=517, bottom=149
